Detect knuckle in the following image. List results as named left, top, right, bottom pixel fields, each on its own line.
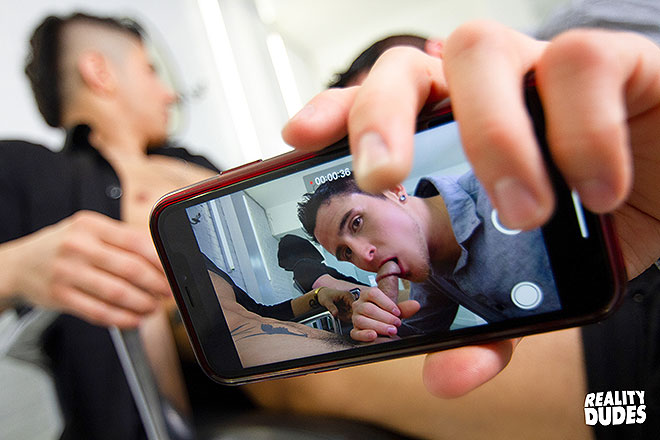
left=120, top=260, right=143, bottom=280
left=352, top=301, right=366, bottom=314
left=50, top=285, right=68, bottom=303
left=105, top=283, right=128, bottom=303
left=474, top=118, right=522, bottom=157
left=363, top=287, right=377, bottom=300
left=70, top=210, right=97, bottom=228
left=448, top=20, right=508, bottom=54
left=377, top=45, right=422, bottom=66
left=363, top=302, right=378, bottom=315
left=353, top=314, right=368, bottom=329
left=543, top=30, right=617, bottom=72
left=58, top=235, right=86, bottom=256
left=50, top=259, right=71, bottom=279
left=85, top=307, right=113, bottom=326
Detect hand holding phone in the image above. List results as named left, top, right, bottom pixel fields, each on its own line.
left=283, top=23, right=660, bottom=397
left=283, top=23, right=660, bottom=279
left=151, top=79, right=624, bottom=385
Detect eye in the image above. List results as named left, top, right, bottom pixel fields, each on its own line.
left=340, top=247, right=353, bottom=261
left=350, top=215, right=362, bottom=232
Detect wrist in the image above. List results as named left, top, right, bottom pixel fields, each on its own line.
left=309, top=287, right=325, bottom=308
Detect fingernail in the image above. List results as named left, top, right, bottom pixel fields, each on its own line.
left=493, top=177, right=543, bottom=227
left=354, top=132, right=391, bottom=178
left=387, top=326, right=398, bottom=336
left=392, top=307, right=401, bottom=317
left=574, top=179, right=617, bottom=211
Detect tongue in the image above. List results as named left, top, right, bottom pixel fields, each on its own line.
left=377, top=260, right=400, bottom=303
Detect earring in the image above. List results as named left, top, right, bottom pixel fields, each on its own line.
left=399, top=194, right=407, bottom=202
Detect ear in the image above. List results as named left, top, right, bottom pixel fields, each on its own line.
left=384, top=184, right=408, bottom=203
left=77, top=52, right=116, bottom=95
left=424, top=38, right=444, bottom=59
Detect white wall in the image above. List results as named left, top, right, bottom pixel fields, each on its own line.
left=258, top=0, right=569, bottom=102
left=0, top=0, right=567, bottom=171
left=0, top=0, right=269, bottom=170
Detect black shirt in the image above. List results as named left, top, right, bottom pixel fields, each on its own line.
left=0, top=125, right=218, bottom=242
left=0, top=125, right=220, bottom=440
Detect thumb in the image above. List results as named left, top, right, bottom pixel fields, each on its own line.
left=422, top=338, right=520, bottom=398
left=397, top=300, right=421, bottom=319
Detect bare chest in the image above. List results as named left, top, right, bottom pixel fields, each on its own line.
left=112, top=155, right=216, bottom=231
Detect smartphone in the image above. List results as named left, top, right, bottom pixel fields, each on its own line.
left=150, top=87, right=626, bottom=384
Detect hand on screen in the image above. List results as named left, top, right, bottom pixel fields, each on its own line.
left=350, top=286, right=420, bottom=342
left=316, top=287, right=356, bottom=322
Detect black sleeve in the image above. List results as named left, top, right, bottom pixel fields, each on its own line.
left=202, top=253, right=294, bottom=320
left=324, top=266, right=366, bottom=287
left=0, top=142, right=26, bottom=243
left=292, top=259, right=365, bottom=292
left=0, top=141, right=81, bottom=244
left=0, top=140, right=61, bottom=243
left=233, top=288, right=295, bottom=321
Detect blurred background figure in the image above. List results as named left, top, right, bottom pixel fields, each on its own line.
left=277, top=234, right=365, bottom=293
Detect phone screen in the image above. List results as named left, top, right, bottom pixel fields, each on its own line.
left=175, top=117, right=576, bottom=369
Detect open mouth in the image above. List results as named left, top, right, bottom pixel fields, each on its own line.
left=376, top=258, right=402, bottom=282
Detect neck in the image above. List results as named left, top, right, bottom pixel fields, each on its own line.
left=86, top=125, right=148, bottom=161
left=65, top=101, right=150, bottom=160
left=414, top=195, right=461, bottom=271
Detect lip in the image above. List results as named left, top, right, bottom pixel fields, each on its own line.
left=376, top=257, right=403, bottom=283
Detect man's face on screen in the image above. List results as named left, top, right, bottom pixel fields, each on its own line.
left=313, top=191, right=431, bottom=282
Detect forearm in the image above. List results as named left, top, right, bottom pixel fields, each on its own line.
left=290, top=288, right=325, bottom=317
left=312, top=274, right=362, bottom=291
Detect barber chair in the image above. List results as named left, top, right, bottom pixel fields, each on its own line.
left=295, top=310, right=343, bottom=334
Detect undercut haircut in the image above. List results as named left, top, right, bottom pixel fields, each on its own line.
left=24, top=12, right=144, bottom=127
left=328, top=34, right=428, bottom=88
left=297, top=175, right=384, bottom=242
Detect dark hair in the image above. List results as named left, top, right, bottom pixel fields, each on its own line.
left=297, top=175, right=383, bottom=241
left=24, top=12, right=144, bottom=127
left=328, top=34, right=428, bottom=88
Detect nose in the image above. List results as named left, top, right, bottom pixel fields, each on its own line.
left=353, top=241, right=377, bottom=271
left=164, top=85, right=177, bottom=105
left=158, top=78, right=177, bottom=105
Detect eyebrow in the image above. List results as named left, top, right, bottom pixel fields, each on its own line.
left=335, top=208, right=354, bottom=256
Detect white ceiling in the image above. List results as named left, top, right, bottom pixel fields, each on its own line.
left=255, top=0, right=568, bottom=95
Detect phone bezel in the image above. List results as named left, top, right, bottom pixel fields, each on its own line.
left=150, top=90, right=626, bottom=384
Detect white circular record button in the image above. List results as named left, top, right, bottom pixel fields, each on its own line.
left=511, top=282, right=543, bottom=310
left=491, top=210, right=522, bottom=235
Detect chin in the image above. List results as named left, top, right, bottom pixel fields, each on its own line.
left=405, top=267, right=431, bottom=283
left=146, top=133, right=169, bottom=149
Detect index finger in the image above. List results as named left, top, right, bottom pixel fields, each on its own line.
left=282, top=87, right=360, bottom=151
left=76, top=212, right=170, bottom=297
left=87, top=213, right=164, bottom=270
left=361, top=287, right=402, bottom=317
left=347, top=47, right=448, bottom=193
